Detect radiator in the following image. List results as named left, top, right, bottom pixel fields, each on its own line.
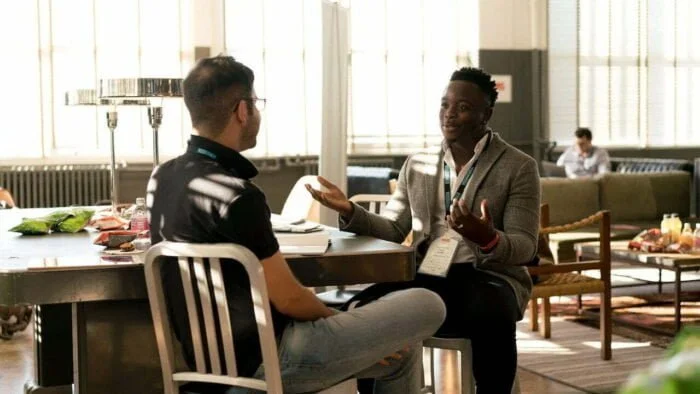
left=0, top=164, right=124, bottom=208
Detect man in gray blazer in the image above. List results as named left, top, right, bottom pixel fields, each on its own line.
left=308, top=67, right=540, bottom=393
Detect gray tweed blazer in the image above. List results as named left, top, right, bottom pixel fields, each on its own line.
left=340, top=132, right=540, bottom=318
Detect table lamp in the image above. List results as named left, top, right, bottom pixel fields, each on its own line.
left=65, top=89, right=150, bottom=213
left=98, top=78, right=183, bottom=166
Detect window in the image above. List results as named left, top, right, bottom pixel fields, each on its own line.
left=223, top=0, right=479, bottom=157
left=348, top=0, right=479, bottom=154
left=548, top=0, right=700, bottom=147
left=223, top=0, right=323, bottom=158
left=0, top=0, right=193, bottom=163
left=2, top=0, right=480, bottom=162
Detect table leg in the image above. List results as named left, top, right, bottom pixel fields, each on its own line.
left=72, top=299, right=166, bottom=394
left=674, top=269, right=682, bottom=332
left=23, top=383, right=72, bottom=394
left=24, top=304, right=73, bottom=394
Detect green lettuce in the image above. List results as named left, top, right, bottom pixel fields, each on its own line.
left=9, top=218, right=52, bottom=235
left=9, top=208, right=95, bottom=235
left=55, top=209, right=94, bottom=233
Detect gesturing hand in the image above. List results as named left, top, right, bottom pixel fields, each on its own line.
left=446, top=199, right=497, bottom=247
left=305, top=176, right=354, bottom=217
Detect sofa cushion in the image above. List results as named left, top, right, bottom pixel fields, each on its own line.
left=541, top=177, right=600, bottom=225
left=647, top=171, right=691, bottom=219
left=599, top=172, right=690, bottom=223
left=599, top=173, right=658, bottom=222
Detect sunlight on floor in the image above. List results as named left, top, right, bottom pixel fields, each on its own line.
left=516, top=338, right=577, bottom=355
left=582, top=340, right=652, bottom=350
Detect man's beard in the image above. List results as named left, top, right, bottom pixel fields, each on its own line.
left=241, top=124, right=259, bottom=150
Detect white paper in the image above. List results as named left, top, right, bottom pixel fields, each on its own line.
left=271, top=213, right=323, bottom=233
left=418, top=236, right=458, bottom=277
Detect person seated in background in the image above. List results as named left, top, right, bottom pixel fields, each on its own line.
left=148, top=55, right=446, bottom=394
left=0, top=187, right=15, bottom=208
left=556, top=127, right=611, bottom=178
left=307, top=67, right=539, bottom=393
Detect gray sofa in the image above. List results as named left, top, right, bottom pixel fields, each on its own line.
left=540, top=157, right=694, bottom=178
left=541, top=171, right=692, bottom=262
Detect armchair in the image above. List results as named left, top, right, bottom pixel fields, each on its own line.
left=527, top=204, right=613, bottom=360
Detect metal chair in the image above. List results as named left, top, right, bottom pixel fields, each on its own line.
left=144, top=242, right=357, bottom=394
left=347, top=194, right=391, bottom=215
left=422, top=337, right=520, bottom=394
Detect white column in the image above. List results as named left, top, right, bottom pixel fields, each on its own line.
left=319, top=1, right=349, bottom=226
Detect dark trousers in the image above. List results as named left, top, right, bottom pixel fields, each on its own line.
left=358, top=263, right=520, bottom=394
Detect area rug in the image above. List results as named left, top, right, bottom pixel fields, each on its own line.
left=517, top=317, right=665, bottom=394
left=546, top=293, right=700, bottom=344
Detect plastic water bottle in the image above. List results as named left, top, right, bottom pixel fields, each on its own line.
left=670, top=213, right=682, bottom=243
left=130, top=197, right=149, bottom=233
left=680, top=223, right=694, bottom=250
left=661, top=214, right=672, bottom=246
left=693, top=224, right=700, bottom=253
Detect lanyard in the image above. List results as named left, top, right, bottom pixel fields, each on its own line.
left=443, top=161, right=478, bottom=216
left=443, top=133, right=491, bottom=215
left=196, top=147, right=217, bottom=160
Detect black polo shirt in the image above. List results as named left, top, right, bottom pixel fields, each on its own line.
left=149, top=135, right=288, bottom=377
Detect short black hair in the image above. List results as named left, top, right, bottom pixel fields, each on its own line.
left=183, top=56, right=255, bottom=137
left=449, top=67, right=498, bottom=107
left=575, top=127, right=593, bottom=140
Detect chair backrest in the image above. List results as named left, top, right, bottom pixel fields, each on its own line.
left=281, top=175, right=321, bottom=222
left=388, top=179, right=398, bottom=194
left=532, top=203, right=611, bottom=275
left=144, top=242, right=283, bottom=394
left=349, top=194, right=392, bottom=215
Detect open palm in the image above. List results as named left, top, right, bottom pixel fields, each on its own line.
left=304, top=176, right=353, bottom=216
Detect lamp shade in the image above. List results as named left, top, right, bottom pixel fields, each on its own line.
left=98, top=78, right=183, bottom=98
left=65, top=89, right=150, bottom=106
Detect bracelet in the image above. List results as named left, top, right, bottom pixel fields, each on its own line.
left=479, top=232, right=500, bottom=252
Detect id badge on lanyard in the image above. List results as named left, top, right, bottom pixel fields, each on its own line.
left=419, top=134, right=490, bottom=277
left=418, top=236, right=459, bottom=277
left=418, top=162, right=476, bottom=278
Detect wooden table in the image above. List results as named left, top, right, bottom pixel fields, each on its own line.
left=576, top=240, right=700, bottom=332
left=0, top=208, right=415, bottom=394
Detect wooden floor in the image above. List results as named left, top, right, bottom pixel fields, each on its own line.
left=0, top=325, right=581, bottom=394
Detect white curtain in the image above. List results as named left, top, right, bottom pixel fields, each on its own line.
left=319, top=0, right=349, bottom=226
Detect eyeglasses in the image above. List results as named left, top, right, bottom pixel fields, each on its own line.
left=249, top=97, right=266, bottom=111
left=234, top=97, right=266, bottom=112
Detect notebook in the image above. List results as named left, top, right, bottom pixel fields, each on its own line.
left=275, top=231, right=330, bottom=255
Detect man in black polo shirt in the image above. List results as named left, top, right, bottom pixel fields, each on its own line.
left=148, top=56, right=446, bottom=394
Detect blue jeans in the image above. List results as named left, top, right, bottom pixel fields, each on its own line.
left=228, top=287, right=445, bottom=394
